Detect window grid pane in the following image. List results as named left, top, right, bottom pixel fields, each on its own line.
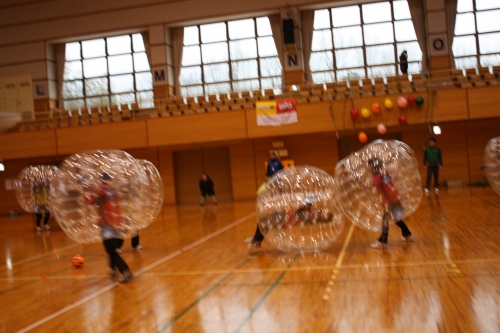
left=63, top=34, right=153, bottom=108
left=453, top=3, right=500, bottom=68
left=180, top=16, right=282, bottom=96
left=311, top=1, right=422, bottom=84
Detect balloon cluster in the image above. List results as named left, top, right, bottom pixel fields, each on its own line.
left=256, top=166, right=345, bottom=253
left=49, top=150, right=163, bottom=244
left=14, top=165, right=59, bottom=213
left=484, top=137, right=500, bottom=197
left=352, top=96, right=424, bottom=142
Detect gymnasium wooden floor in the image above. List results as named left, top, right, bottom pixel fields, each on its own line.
left=1, top=188, right=500, bottom=333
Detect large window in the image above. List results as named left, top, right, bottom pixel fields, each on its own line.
left=453, top=0, right=500, bottom=69
left=62, top=34, right=153, bottom=109
left=180, top=17, right=282, bottom=97
left=311, top=0, right=421, bottom=83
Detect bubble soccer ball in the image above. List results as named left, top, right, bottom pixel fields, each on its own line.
left=334, top=140, right=422, bottom=232
left=484, top=137, right=500, bottom=196
left=14, top=165, right=59, bottom=213
left=138, top=159, right=164, bottom=224
left=50, top=150, right=158, bottom=244
left=256, top=166, right=344, bottom=253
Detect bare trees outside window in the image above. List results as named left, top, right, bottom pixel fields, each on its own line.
left=180, top=17, right=282, bottom=97
left=311, top=0, right=422, bottom=84
left=62, top=34, right=153, bottom=110
left=454, top=0, right=500, bottom=69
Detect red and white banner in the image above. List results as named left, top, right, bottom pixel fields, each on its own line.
left=256, top=99, right=297, bottom=126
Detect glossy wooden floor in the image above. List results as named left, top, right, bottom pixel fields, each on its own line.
left=1, top=188, right=500, bottom=333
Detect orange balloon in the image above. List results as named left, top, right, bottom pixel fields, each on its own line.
left=358, top=132, right=368, bottom=143
left=371, top=102, right=381, bottom=114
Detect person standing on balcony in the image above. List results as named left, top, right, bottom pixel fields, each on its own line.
left=400, top=51, right=408, bottom=75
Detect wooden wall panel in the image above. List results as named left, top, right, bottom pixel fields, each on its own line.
left=402, top=123, right=470, bottom=185
left=0, top=130, right=57, bottom=160
left=467, top=86, right=500, bottom=119
left=466, top=119, right=500, bottom=184
left=173, top=147, right=232, bottom=204
left=432, top=89, right=469, bottom=122
left=202, top=148, right=233, bottom=203
left=229, top=141, right=257, bottom=201
left=56, top=121, right=148, bottom=155
left=158, top=148, right=176, bottom=205
left=253, top=132, right=339, bottom=183
left=174, top=150, right=203, bottom=205
left=430, top=56, right=451, bottom=70
left=147, top=111, right=247, bottom=147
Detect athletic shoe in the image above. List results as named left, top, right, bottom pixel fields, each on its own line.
left=44, top=225, right=50, bottom=230
left=115, top=248, right=122, bottom=254
left=434, top=188, right=439, bottom=194
left=424, top=188, right=429, bottom=196
left=108, top=270, right=118, bottom=277
left=371, top=241, right=388, bottom=249
left=132, top=245, right=143, bottom=251
left=36, top=227, right=42, bottom=232
left=118, top=271, right=134, bottom=283
left=401, top=235, right=416, bottom=242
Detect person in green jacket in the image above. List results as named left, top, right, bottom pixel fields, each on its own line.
left=423, top=137, right=443, bottom=195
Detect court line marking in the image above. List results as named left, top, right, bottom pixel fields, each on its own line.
left=156, top=257, right=253, bottom=333
left=233, top=254, right=300, bottom=333
left=15, top=212, right=256, bottom=333
left=8, top=257, right=500, bottom=281
left=0, top=243, right=81, bottom=271
left=471, top=193, right=500, bottom=210
left=234, top=223, right=356, bottom=332
left=335, top=224, right=355, bottom=268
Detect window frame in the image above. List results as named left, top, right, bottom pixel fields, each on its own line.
left=311, top=0, right=422, bottom=83
left=180, top=17, right=283, bottom=97
left=454, top=0, right=500, bottom=69
left=62, top=33, right=153, bottom=110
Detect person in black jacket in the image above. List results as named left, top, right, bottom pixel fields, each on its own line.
left=399, top=51, right=408, bottom=74
left=199, top=173, right=217, bottom=206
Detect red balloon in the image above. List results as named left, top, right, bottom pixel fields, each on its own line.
left=407, top=96, right=416, bottom=105
left=350, top=108, right=360, bottom=119
left=399, top=115, right=407, bottom=125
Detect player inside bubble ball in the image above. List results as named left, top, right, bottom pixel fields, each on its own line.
left=260, top=198, right=333, bottom=231
left=368, top=158, right=415, bottom=249
left=85, top=172, right=134, bottom=283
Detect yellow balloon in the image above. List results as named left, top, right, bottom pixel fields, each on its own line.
left=361, top=107, right=371, bottom=118
left=384, top=98, right=394, bottom=109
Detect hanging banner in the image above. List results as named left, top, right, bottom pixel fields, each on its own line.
left=256, top=99, right=297, bottom=126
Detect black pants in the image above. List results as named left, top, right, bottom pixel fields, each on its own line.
left=378, top=212, right=412, bottom=244
left=400, top=65, right=408, bottom=74
left=116, top=234, right=140, bottom=249
left=426, top=165, right=439, bottom=189
left=252, top=225, right=264, bottom=241
left=35, top=213, right=50, bottom=227
left=103, top=238, right=130, bottom=273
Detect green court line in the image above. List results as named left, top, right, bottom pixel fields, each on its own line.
left=156, top=256, right=253, bottom=333
left=471, top=193, right=500, bottom=210
left=233, top=254, right=300, bottom=333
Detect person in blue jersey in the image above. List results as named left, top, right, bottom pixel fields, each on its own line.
left=266, top=152, right=284, bottom=178
left=246, top=152, right=284, bottom=250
